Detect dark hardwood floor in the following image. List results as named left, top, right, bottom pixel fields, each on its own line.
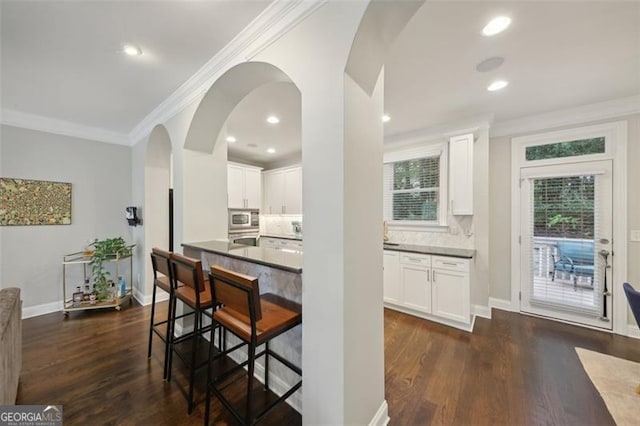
left=18, top=302, right=640, bottom=425
left=385, top=308, right=640, bottom=425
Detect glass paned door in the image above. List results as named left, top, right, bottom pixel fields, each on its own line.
left=520, top=160, right=612, bottom=329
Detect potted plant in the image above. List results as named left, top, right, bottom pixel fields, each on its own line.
left=89, top=237, right=131, bottom=300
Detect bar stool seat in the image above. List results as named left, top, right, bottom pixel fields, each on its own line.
left=204, top=265, right=301, bottom=425
left=214, top=294, right=300, bottom=345
left=174, top=278, right=212, bottom=307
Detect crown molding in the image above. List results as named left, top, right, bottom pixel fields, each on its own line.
left=384, top=113, right=494, bottom=147
left=1, top=109, right=130, bottom=146
left=491, top=95, right=640, bottom=138
left=128, top=0, right=327, bottom=144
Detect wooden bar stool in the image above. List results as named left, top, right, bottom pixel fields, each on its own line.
left=167, top=253, right=217, bottom=415
left=204, top=265, right=302, bottom=425
left=148, top=248, right=174, bottom=380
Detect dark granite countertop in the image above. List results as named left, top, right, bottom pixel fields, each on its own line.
left=383, top=243, right=475, bottom=259
left=183, top=240, right=303, bottom=273
left=261, top=234, right=303, bottom=241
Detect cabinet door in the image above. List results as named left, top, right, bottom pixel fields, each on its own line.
left=244, top=168, right=262, bottom=209
left=432, top=268, right=470, bottom=323
left=283, top=168, right=302, bottom=215
left=449, top=133, right=474, bottom=215
left=263, top=171, right=285, bottom=214
left=400, top=264, right=431, bottom=313
left=383, top=251, right=401, bottom=304
left=228, top=165, right=245, bottom=208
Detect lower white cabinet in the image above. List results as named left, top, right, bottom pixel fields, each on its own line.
left=383, top=250, right=471, bottom=329
left=401, top=263, right=432, bottom=313
left=261, top=237, right=303, bottom=251
left=383, top=251, right=401, bottom=304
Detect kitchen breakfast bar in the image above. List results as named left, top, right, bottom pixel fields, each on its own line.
left=182, top=240, right=304, bottom=412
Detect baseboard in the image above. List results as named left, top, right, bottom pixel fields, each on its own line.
left=369, top=400, right=390, bottom=426
left=628, top=324, right=640, bottom=339
left=132, top=287, right=168, bottom=306
left=472, top=304, right=492, bottom=320
left=22, top=301, right=63, bottom=319
left=384, top=303, right=473, bottom=332
left=489, top=297, right=517, bottom=312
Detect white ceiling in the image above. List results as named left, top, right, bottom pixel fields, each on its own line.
left=225, top=81, right=301, bottom=167
left=0, top=0, right=269, bottom=133
left=1, top=1, right=639, bottom=162
left=384, top=1, right=640, bottom=136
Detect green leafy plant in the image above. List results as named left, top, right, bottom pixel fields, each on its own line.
left=90, top=237, right=131, bottom=300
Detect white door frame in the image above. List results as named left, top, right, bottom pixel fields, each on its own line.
left=510, top=121, right=628, bottom=335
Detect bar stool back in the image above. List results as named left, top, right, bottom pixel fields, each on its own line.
left=148, top=248, right=173, bottom=379
left=204, top=265, right=301, bottom=425
left=168, top=253, right=214, bottom=414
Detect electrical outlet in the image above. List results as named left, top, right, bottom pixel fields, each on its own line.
left=631, top=230, right=640, bottom=242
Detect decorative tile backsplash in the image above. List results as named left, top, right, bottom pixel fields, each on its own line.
left=388, top=215, right=474, bottom=249
left=261, top=215, right=303, bottom=236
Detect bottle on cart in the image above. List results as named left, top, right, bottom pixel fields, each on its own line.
left=73, top=286, right=83, bottom=306
left=118, top=276, right=126, bottom=298
left=83, top=278, right=91, bottom=301
left=110, top=281, right=117, bottom=301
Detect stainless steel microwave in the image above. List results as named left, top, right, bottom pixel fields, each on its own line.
left=229, top=209, right=259, bottom=230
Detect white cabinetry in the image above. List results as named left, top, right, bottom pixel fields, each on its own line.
left=449, top=133, right=474, bottom=215
left=383, top=251, right=401, bottom=304
left=399, top=253, right=432, bottom=313
left=431, top=256, right=470, bottom=323
left=262, top=166, right=302, bottom=215
left=228, top=163, right=262, bottom=209
left=260, top=237, right=303, bottom=251
left=383, top=250, right=472, bottom=330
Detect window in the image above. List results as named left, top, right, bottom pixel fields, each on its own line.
left=384, top=145, right=447, bottom=226
left=525, top=137, right=605, bottom=161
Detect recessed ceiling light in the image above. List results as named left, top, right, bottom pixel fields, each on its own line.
left=122, top=44, right=142, bottom=56
left=476, top=56, right=505, bottom=73
left=482, top=16, right=511, bottom=36
left=266, top=116, right=280, bottom=124
left=487, top=80, right=509, bottom=91
left=225, top=136, right=236, bottom=143
left=267, top=148, right=276, bottom=154
left=382, top=114, right=391, bottom=123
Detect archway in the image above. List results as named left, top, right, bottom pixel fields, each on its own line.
left=144, top=124, right=172, bottom=297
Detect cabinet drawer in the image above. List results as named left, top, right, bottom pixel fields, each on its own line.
left=432, top=256, right=469, bottom=272
left=400, top=253, right=431, bottom=267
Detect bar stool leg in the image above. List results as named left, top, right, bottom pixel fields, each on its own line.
left=166, top=294, right=178, bottom=382
left=246, top=343, right=256, bottom=424
left=188, top=308, right=200, bottom=414
left=265, top=341, right=270, bottom=391
left=162, top=292, right=173, bottom=380
left=148, top=284, right=157, bottom=358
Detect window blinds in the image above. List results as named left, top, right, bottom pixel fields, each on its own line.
left=528, top=174, right=602, bottom=316
left=383, top=156, right=440, bottom=223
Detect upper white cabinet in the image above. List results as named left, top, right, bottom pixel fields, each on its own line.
left=449, top=133, right=474, bottom=215
left=263, top=166, right=302, bottom=215
left=228, top=163, right=262, bottom=209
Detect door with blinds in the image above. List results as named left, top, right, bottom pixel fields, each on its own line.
left=519, top=160, right=613, bottom=329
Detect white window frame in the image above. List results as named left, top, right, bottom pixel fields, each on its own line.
left=384, top=142, right=448, bottom=230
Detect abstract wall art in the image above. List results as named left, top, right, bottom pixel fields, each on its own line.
left=0, top=178, right=72, bottom=226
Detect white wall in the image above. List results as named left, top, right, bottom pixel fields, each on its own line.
left=472, top=128, right=490, bottom=308
left=0, top=125, right=132, bottom=313
left=343, top=70, right=385, bottom=424
left=489, top=113, right=640, bottom=328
